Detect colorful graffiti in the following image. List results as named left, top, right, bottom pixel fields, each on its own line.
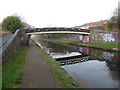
left=92, top=33, right=103, bottom=41
left=92, top=33, right=116, bottom=42
left=79, top=35, right=83, bottom=40
left=90, top=30, right=120, bottom=44
left=103, top=34, right=115, bottom=42
left=115, top=34, right=120, bottom=40
left=73, top=35, right=80, bottom=41
left=73, top=35, right=89, bottom=43
left=83, top=36, right=89, bottom=43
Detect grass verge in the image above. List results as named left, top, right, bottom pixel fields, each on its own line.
left=0, top=61, right=2, bottom=89
left=2, top=47, right=28, bottom=88
left=87, top=43, right=120, bottom=48
left=45, top=39, right=120, bottom=49
left=31, top=39, right=81, bottom=88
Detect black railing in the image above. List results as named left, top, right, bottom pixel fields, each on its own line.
left=25, top=28, right=90, bottom=33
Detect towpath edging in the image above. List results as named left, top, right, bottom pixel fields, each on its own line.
left=45, top=40, right=120, bottom=52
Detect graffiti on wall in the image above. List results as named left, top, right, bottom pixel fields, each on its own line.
left=103, top=34, right=115, bottom=42
left=74, top=35, right=83, bottom=41
left=74, top=36, right=77, bottom=40
left=79, top=35, right=83, bottom=40
left=73, top=35, right=89, bottom=43
left=92, top=33, right=103, bottom=41
left=83, top=36, right=89, bottom=43
left=92, top=33, right=116, bottom=42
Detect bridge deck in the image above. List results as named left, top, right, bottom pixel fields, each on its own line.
left=25, top=28, right=90, bottom=35
left=26, top=31, right=90, bottom=35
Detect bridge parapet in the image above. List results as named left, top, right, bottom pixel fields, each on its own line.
left=2, top=29, right=28, bottom=62
left=25, top=28, right=90, bottom=34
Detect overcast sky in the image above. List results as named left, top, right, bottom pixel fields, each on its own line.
left=0, top=0, right=119, bottom=27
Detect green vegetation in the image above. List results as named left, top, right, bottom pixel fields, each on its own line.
left=0, top=61, right=2, bottom=89
left=108, top=30, right=120, bottom=33
left=2, top=16, right=23, bottom=33
left=32, top=39, right=81, bottom=88
left=3, top=47, right=28, bottom=88
left=0, top=30, right=11, bottom=37
left=107, top=7, right=119, bottom=31
left=45, top=39, right=120, bottom=49
left=87, top=43, right=120, bottom=48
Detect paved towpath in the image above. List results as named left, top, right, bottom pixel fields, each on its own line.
left=20, top=40, right=61, bottom=88
left=1, top=34, right=13, bottom=47
left=0, top=34, right=13, bottom=57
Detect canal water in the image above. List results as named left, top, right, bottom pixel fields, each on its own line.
left=31, top=35, right=120, bottom=88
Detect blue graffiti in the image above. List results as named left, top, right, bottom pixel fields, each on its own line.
left=74, top=36, right=77, bottom=40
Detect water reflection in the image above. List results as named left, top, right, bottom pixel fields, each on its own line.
left=60, top=56, right=90, bottom=66
left=61, top=60, right=119, bottom=88
left=51, top=52, right=82, bottom=59
left=31, top=35, right=119, bottom=88
left=44, top=41, right=119, bottom=62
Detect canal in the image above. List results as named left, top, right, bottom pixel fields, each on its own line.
left=31, top=35, right=120, bottom=88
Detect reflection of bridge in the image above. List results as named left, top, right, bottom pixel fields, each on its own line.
left=53, top=52, right=89, bottom=66
left=25, top=27, right=90, bottom=35
left=59, top=56, right=90, bottom=66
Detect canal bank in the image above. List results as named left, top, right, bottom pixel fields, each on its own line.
left=24, top=39, right=81, bottom=88
left=44, top=39, right=120, bottom=52
left=20, top=40, right=62, bottom=88
left=31, top=36, right=119, bottom=88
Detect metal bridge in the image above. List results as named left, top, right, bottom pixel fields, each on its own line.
left=25, top=27, right=90, bottom=35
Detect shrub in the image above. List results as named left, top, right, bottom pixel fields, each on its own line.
left=2, top=16, right=23, bottom=33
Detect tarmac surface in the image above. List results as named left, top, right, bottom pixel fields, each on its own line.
left=20, top=40, right=61, bottom=88
left=1, top=34, right=13, bottom=47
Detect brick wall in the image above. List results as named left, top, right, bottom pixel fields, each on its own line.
left=2, top=29, right=28, bottom=62
left=67, top=34, right=90, bottom=43
left=90, top=30, right=120, bottom=44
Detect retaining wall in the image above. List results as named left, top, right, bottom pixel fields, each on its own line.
left=2, top=29, right=28, bottom=62
left=67, top=34, right=90, bottom=43
left=90, top=30, right=120, bottom=44
left=67, top=30, right=120, bottom=44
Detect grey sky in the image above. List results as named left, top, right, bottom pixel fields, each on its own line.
left=0, top=0, right=119, bottom=27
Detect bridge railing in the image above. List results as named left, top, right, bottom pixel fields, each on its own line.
left=25, top=28, right=90, bottom=33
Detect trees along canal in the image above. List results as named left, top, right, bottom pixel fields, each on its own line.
left=2, top=16, right=23, bottom=33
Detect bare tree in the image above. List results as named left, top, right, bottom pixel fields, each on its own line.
left=118, top=1, right=120, bottom=30
left=107, top=6, right=119, bottom=32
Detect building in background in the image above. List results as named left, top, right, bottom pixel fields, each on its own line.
left=75, top=20, right=109, bottom=30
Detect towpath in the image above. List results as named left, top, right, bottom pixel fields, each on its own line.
left=20, top=40, right=61, bottom=88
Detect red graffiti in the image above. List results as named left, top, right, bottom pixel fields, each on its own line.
left=115, top=34, right=120, bottom=40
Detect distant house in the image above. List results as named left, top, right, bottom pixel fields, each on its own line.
left=75, top=20, right=109, bottom=30
left=88, top=20, right=109, bottom=30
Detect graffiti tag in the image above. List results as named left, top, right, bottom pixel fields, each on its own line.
left=74, top=36, right=77, bottom=40
left=92, top=33, right=103, bottom=41
left=79, top=35, right=83, bottom=40
left=103, top=34, right=115, bottom=42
